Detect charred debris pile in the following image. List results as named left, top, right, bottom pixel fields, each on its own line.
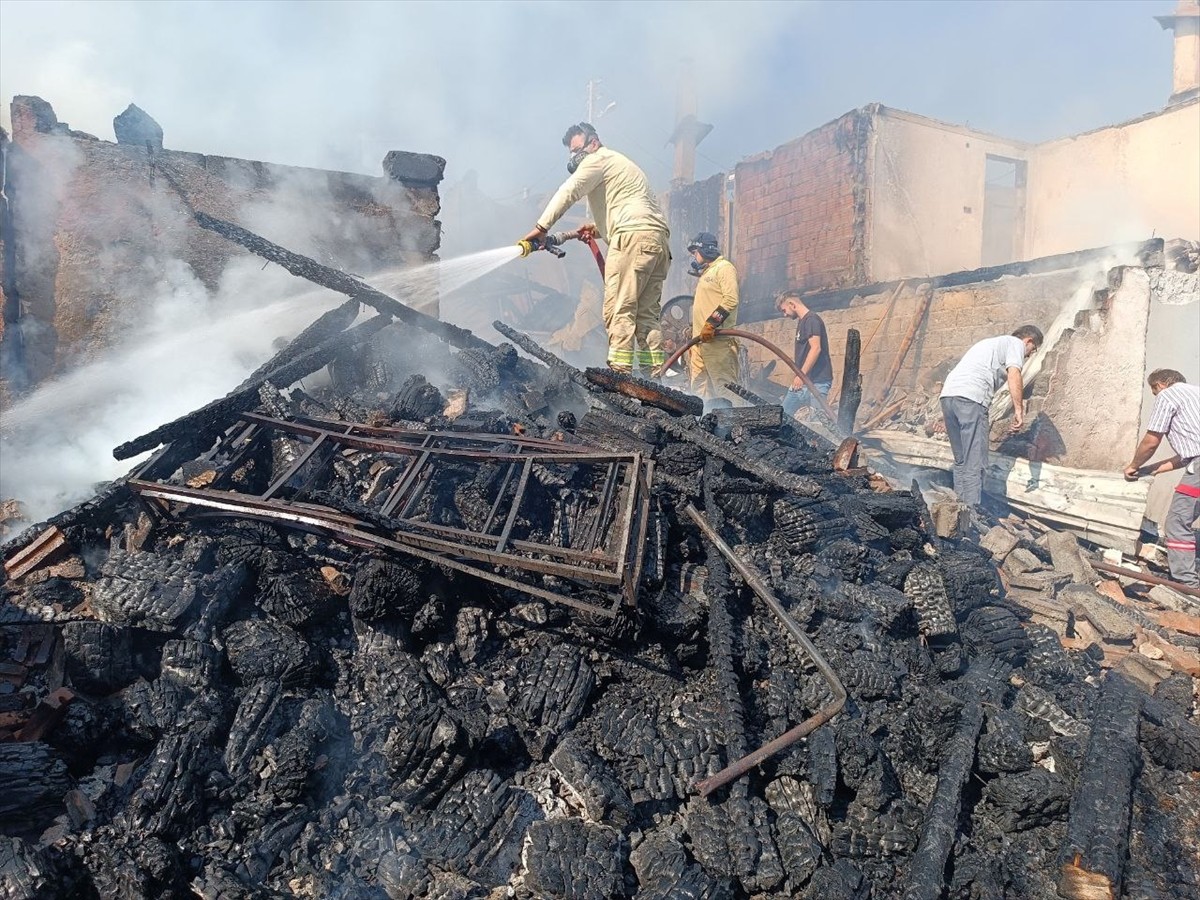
left=2, top=219, right=1199, bottom=900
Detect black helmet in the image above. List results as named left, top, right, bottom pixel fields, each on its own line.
left=687, top=232, right=720, bottom=260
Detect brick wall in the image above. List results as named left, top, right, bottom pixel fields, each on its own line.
left=733, top=108, right=872, bottom=321
left=0, top=97, right=443, bottom=392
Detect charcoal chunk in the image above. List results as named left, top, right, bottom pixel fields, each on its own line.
left=550, top=736, right=634, bottom=828
left=629, top=829, right=733, bottom=900
left=522, top=818, right=628, bottom=899
left=980, top=768, right=1071, bottom=832
left=223, top=618, right=315, bottom=686
left=511, top=642, right=595, bottom=759
left=963, top=605, right=1030, bottom=665
left=348, top=556, right=425, bottom=623
left=62, top=619, right=136, bottom=694
left=0, top=744, right=70, bottom=837
left=413, top=770, right=543, bottom=887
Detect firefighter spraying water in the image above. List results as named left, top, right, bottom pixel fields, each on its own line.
left=516, top=122, right=670, bottom=376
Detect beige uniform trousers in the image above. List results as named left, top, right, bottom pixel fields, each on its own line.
left=602, top=230, right=670, bottom=371
left=690, top=339, right=740, bottom=401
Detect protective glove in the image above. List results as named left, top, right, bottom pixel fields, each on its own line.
left=577, top=223, right=597, bottom=243
left=700, top=305, right=730, bottom=342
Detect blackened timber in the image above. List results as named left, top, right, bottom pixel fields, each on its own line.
left=653, top=414, right=823, bottom=498
left=838, top=328, right=862, bottom=434
left=1056, top=671, right=1144, bottom=900
left=113, top=314, right=391, bottom=460
left=193, top=211, right=493, bottom=352
left=492, top=320, right=646, bottom=418
left=236, top=299, right=360, bottom=390
left=901, top=693, right=985, bottom=900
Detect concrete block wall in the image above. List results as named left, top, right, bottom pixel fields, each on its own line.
left=741, top=268, right=1080, bottom=409
left=0, top=96, right=444, bottom=392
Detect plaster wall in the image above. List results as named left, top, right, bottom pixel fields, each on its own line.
left=868, top=110, right=1030, bottom=283
left=1024, top=100, right=1200, bottom=260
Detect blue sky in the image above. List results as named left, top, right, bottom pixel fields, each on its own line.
left=0, top=0, right=1181, bottom=204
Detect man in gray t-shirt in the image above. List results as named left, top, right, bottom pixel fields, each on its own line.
left=938, top=325, right=1044, bottom=507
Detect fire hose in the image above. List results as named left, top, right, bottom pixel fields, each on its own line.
left=660, top=329, right=840, bottom=425
left=516, top=237, right=836, bottom=427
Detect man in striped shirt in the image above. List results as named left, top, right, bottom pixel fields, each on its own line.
left=1124, top=369, right=1200, bottom=586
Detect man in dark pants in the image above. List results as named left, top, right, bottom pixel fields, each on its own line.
left=1124, top=369, right=1200, bottom=586
left=938, top=325, right=1043, bottom=507
left=775, top=292, right=833, bottom=418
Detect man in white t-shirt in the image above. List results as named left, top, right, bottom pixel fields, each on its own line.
left=938, top=325, right=1044, bottom=507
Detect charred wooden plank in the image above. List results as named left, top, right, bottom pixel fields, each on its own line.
left=114, top=313, right=391, bottom=460
left=655, top=415, right=823, bottom=498
left=1056, top=671, right=1144, bottom=900
left=193, top=211, right=493, bottom=352
left=901, top=690, right=984, bottom=900
left=838, top=327, right=863, bottom=434
left=235, top=298, right=360, bottom=389
left=3, top=525, right=67, bottom=580
left=13, top=688, right=75, bottom=742
left=710, top=404, right=783, bottom=434
left=584, top=366, right=704, bottom=416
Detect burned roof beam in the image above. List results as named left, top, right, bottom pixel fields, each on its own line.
left=113, top=313, right=391, bottom=461
left=235, top=298, right=360, bottom=390
left=193, top=211, right=494, bottom=353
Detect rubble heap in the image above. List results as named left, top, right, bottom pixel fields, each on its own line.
left=2, top=234, right=1199, bottom=900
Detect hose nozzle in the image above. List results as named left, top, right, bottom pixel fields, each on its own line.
left=517, top=234, right=567, bottom=259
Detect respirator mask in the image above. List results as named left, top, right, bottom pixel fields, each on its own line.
left=567, top=147, right=589, bottom=175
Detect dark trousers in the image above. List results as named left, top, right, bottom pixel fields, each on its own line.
left=940, top=396, right=989, bottom=508
left=1165, top=467, right=1200, bottom=586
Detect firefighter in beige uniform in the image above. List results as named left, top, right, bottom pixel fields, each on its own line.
left=686, top=232, right=740, bottom=401
left=521, top=122, right=670, bottom=373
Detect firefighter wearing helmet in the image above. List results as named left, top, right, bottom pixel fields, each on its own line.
left=687, top=232, right=741, bottom=402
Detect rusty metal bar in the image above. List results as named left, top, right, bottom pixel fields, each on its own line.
left=245, top=412, right=594, bottom=459
left=1092, top=559, right=1200, bottom=601
left=683, top=504, right=847, bottom=797
left=625, top=461, right=655, bottom=608
left=210, top=423, right=262, bottom=490
left=587, top=461, right=621, bottom=552
left=496, top=458, right=533, bottom=552
left=129, top=480, right=625, bottom=587
left=130, top=480, right=623, bottom=616
left=482, top=462, right=519, bottom=535
left=286, top=413, right=573, bottom=452
left=399, top=518, right=616, bottom=566
left=380, top=434, right=436, bottom=516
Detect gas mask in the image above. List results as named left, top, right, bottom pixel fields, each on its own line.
left=688, top=259, right=707, bottom=278
left=567, top=147, right=589, bottom=175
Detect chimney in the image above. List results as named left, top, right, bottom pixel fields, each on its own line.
left=667, top=59, right=713, bottom=188
left=1156, top=0, right=1200, bottom=105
